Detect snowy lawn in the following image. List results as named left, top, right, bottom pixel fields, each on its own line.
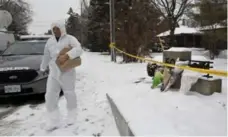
left=0, top=51, right=226, bottom=136
left=108, top=49, right=227, bottom=136
left=108, top=80, right=227, bottom=136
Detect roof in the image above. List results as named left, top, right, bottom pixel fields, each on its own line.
left=157, top=26, right=202, bottom=37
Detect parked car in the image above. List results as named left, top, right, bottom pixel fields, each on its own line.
left=0, top=40, right=48, bottom=98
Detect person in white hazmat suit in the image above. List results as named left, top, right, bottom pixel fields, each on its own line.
left=40, top=20, right=82, bottom=130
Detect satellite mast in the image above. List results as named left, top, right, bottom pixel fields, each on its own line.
left=0, top=10, right=14, bottom=51
left=0, top=10, right=13, bottom=30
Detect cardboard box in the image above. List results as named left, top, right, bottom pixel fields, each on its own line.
left=56, top=46, right=81, bottom=72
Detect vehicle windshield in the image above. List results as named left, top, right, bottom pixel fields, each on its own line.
left=1, top=41, right=46, bottom=56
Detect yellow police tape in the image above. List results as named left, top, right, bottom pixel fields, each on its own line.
left=109, top=43, right=228, bottom=77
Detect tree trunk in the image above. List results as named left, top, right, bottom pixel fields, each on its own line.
left=124, top=56, right=138, bottom=63
left=123, top=48, right=138, bottom=63
left=169, top=27, right=175, bottom=47
left=209, top=44, right=214, bottom=60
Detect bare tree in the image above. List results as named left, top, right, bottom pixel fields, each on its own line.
left=192, top=0, right=227, bottom=58
left=115, top=0, right=163, bottom=63
left=150, top=0, right=193, bottom=46
left=81, top=0, right=90, bottom=13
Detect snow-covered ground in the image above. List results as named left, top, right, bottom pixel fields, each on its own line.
left=108, top=81, right=227, bottom=135
left=0, top=50, right=227, bottom=136
left=0, top=52, right=124, bottom=136
left=108, top=49, right=227, bottom=136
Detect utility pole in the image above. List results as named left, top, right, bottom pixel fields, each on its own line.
left=109, top=0, right=116, bottom=62
left=80, top=0, right=83, bottom=45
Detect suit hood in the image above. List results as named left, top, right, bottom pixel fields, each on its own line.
left=51, top=20, right=67, bottom=37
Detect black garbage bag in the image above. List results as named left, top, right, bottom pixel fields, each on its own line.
left=147, top=63, right=157, bottom=77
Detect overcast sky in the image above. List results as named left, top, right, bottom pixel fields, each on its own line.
left=27, top=0, right=81, bottom=34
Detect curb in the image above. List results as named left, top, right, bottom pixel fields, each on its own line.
left=106, top=93, right=134, bottom=136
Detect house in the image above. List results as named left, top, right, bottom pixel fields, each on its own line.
left=157, top=25, right=203, bottom=48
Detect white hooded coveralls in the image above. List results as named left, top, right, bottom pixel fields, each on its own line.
left=40, top=20, right=82, bottom=115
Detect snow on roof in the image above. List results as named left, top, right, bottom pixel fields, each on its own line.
left=166, top=47, right=192, bottom=52
left=152, top=54, right=209, bottom=62
left=18, top=40, right=48, bottom=43
left=157, top=26, right=202, bottom=37
left=166, top=47, right=207, bottom=56
left=191, top=55, right=209, bottom=61
left=19, top=35, right=52, bottom=39
left=198, top=24, right=226, bottom=31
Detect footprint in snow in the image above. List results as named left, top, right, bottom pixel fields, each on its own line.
left=82, top=108, right=87, bottom=111
left=80, top=128, right=87, bottom=132
left=85, top=118, right=89, bottom=122
left=93, top=133, right=101, bottom=137
left=87, top=115, right=97, bottom=119
left=29, top=105, right=38, bottom=109
left=73, top=131, right=78, bottom=135
left=92, top=118, right=104, bottom=123
left=29, top=133, right=34, bottom=136
left=217, top=101, right=226, bottom=109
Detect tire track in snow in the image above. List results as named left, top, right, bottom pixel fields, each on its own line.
left=0, top=107, right=17, bottom=120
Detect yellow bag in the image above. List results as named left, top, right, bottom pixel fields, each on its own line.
left=56, top=46, right=81, bottom=72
